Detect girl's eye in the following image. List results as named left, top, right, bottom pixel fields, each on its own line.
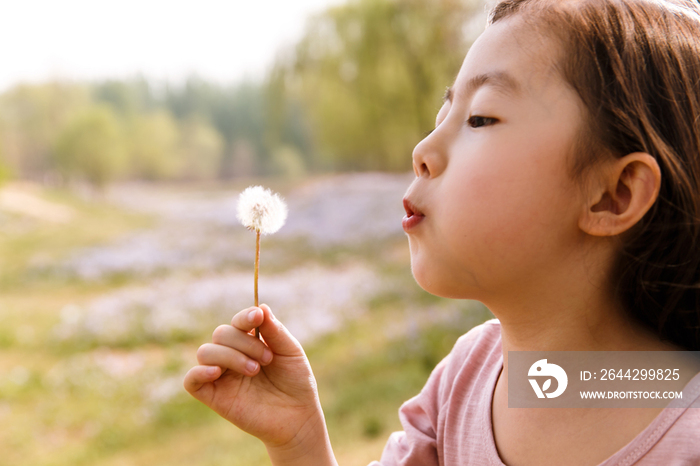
left=467, top=116, right=497, bottom=128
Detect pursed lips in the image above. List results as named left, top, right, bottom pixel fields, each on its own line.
left=402, top=198, right=425, bottom=232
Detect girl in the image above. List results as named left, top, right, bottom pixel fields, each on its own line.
left=184, top=0, right=700, bottom=464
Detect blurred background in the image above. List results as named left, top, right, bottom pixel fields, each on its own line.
left=0, top=0, right=494, bottom=464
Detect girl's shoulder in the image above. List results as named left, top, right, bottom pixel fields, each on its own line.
left=451, top=318, right=502, bottom=358
left=433, top=319, right=503, bottom=395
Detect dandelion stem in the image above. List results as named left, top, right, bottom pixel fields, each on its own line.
left=254, top=229, right=261, bottom=339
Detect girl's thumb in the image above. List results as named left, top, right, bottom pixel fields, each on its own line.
left=257, top=304, right=303, bottom=356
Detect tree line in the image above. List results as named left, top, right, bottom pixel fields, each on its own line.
left=0, top=0, right=481, bottom=189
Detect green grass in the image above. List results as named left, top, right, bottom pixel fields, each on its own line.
left=0, top=188, right=153, bottom=290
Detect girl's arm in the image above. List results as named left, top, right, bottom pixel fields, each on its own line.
left=183, top=304, right=339, bottom=466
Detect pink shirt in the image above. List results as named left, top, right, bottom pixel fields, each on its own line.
left=370, top=319, right=700, bottom=466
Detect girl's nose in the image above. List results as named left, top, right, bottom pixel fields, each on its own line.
left=412, top=131, right=446, bottom=178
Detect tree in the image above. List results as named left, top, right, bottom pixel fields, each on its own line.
left=125, top=111, right=182, bottom=180
left=54, top=105, right=127, bottom=190
left=0, top=129, right=12, bottom=186
left=0, top=82, right=91, bottom=180
left=270, top=0, right=480, bottom=171
left=93, top=77, right=159, bottom=117
left=178, top=117, right=224, bottom=180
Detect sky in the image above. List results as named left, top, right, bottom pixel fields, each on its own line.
left=0, top=0, right=347, bottom=91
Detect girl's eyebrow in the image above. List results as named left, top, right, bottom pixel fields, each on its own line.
left=443, top=71, right=521, bottom=103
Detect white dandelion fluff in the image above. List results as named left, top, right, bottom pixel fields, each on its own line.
left=236, top=186, right=288, bottom=235
left=237, top=186, right=288, bottom=339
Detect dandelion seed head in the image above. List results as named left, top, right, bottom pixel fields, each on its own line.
left=236, top=186, right=288, bottom=235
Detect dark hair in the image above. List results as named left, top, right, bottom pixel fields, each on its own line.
left=489, top=0, right=700, bottom=350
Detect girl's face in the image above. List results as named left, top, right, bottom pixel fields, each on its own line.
left=404, top=16, right=588, bottom=300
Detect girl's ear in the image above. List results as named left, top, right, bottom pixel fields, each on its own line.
left=578, top=152, right=661, bottom=237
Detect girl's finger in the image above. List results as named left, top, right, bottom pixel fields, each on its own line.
left=257, top=304, right=304, bottom=357
left=212, top=324, right=273, bottom=365
left=231, top=307, right=264, bottom=333
left=183, top=365, right=221, bottom=394
left=197, top=343, right=261, bottom=376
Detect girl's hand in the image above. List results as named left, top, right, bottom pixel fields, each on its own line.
left=183, top=304, right=335, bottom=465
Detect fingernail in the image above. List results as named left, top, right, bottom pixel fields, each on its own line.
left=248, top=308, right=259, bottom=322
left=206, top=366, right=218, bottom=377
left=262, top=348, right=273, bottom=364
left=246, top=360, right=258, bottom=373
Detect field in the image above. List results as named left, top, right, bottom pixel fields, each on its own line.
left=0, top=174, right=492, bottom=466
